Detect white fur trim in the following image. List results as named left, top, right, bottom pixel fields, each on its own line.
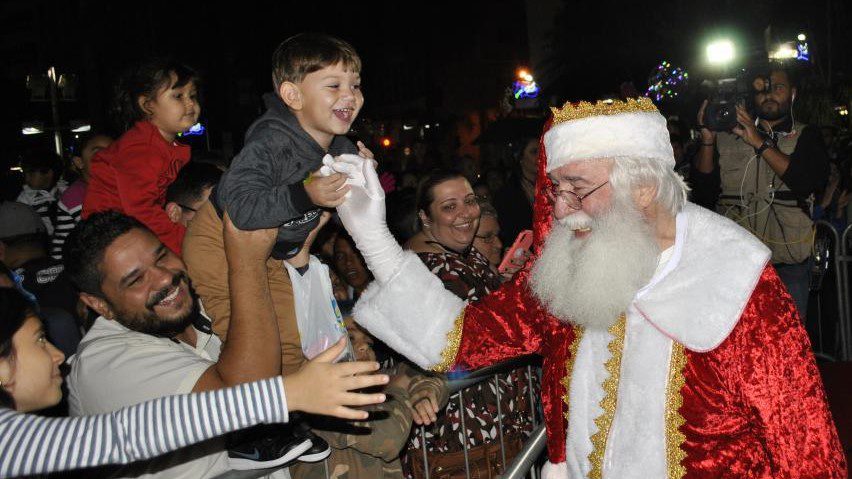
left=353, top=251, right=466, bottom=369
left=635, top=203, right=770, bottom=352
left=541, top=460, right=569, bottom=479
left=543, top=111, right=674, bottom=172
left=604, top=307, right=672, bottom=478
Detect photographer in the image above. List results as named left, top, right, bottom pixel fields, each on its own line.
left=692, top=67, right=829, bottom=319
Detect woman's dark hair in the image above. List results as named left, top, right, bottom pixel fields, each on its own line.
left=111, top=58, right=200, bottom=132
left=0, top=288, right=35, bottom=409
left=415, top=168, right=467, bottom=220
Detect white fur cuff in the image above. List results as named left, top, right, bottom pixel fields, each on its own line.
left=541, top=461, right=569, bottom=479
left=353, top=251, right=466, bottom=369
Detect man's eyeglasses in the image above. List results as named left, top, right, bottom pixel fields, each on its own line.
left=545, top=181, right=609, bottom=210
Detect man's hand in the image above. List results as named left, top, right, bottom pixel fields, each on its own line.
left=223, top=212, right=277, bottom=266
left=284, top=338, right=389, bottom=420
left=305, top=170, right=350, bottom=208
left=732, top=105, right=763, bottom=148
left=697, top=99, right=717, bottom=144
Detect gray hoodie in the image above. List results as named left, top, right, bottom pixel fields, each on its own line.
left=215, top=93, right=357, bottom=259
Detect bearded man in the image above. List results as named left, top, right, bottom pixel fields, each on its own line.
left=332, top=98, right=846, bottom=478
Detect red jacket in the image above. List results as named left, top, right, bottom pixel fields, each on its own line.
left=83, top=121, right=190, bottom=255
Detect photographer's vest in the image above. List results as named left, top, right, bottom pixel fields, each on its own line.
left=716, top=122, right=812, bottom=264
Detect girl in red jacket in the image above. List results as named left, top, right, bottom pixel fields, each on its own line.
left=83, top=59, right=200, bottom=255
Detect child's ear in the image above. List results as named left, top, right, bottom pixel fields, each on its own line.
left=137, top=95, right=153, bottom=117
left=279, top=82, right=302, bottom=110
left=165, top=202, right=182, bottom=224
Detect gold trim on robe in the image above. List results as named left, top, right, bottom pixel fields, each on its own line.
left=431, top=308, right=466, bottom=373
left=665, top=342, right=688, bottom=479
left=588, top=314, right=627, bottom=479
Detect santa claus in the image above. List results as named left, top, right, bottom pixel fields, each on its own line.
left=332, top=97, right=846, bottom=478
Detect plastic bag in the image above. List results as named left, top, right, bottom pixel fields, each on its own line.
left=284, top=256, right=354, bottom=361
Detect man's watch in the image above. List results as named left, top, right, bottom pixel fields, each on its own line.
left=756, top=137, right=777, bottom=156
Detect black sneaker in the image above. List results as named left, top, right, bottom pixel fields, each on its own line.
left=227, top=433, right=312, bottom=470
left=297, top=433, right=330, bottom=463
left=291, top=416, right=331, bottom=463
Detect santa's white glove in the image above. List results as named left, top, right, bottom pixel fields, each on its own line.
left=327, top=154, right=367, bottom=189
left=335, top=156, right=404, bottom=283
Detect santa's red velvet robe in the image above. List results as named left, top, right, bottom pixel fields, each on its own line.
left=353, top=121, right=846, bottom=478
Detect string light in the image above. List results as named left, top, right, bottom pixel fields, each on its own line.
left=645, top=60, right=688, bottom=103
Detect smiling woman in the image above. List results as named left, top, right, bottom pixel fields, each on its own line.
left=400, top=169, right=539, bottom=478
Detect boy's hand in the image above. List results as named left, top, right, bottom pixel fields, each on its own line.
left=356, top=141, right=374, bottom=160
left=284, top=338, right=389, bottom=420
left=305, top=170, right=350, bottom=207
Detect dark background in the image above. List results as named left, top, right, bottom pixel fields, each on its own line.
left=1, top=0, right=849, bottom=169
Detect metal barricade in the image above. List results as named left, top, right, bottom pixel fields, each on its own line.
left=813, top=221, right=852, bottom=361
left=412, top=356, right=543, bottom=479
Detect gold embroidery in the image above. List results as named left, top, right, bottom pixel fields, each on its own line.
left=665, top=342, right=688, bottom=479
left=550, top=97, right=658, bottom=125
left=431, top=308, right=466, bottom=373
left=561, top=327, right=585, bottom=420
left=588, top=314, right=627, bottom=479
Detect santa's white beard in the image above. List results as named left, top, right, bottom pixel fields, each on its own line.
left=530, top=197, right=661, bottom=330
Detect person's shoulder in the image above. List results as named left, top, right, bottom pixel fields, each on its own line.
left=59, top=180, right=86, bottom=208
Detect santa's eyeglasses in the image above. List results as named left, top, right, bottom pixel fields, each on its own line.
left=545, top=181, right=609, bottom=210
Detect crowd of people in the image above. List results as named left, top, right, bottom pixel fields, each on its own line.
left=0, top=30, right=849, bottom=479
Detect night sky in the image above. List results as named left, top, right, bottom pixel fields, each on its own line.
left=1, top=0, right=848, bottom=163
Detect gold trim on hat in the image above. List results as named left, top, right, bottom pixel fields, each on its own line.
left=550, top=97, right=659, bottom=125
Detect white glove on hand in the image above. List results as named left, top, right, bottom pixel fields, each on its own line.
left=335, top=156, right=404, bottom=283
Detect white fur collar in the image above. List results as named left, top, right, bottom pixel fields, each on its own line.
left=633, top=203, right=770, bottom=352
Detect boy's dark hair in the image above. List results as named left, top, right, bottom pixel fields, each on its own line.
left=166, top=162, right=223, bottom=207
left=111, top=58, right=200, bottom=132
left=20, top=148, right=62, bottom=175
left=271, top=33, right=361, bottom=90
left=64, top=211, right=145, bottom=296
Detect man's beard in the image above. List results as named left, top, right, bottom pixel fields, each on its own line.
left=530, top=195, right=661, bottom=330
left=758, top=99, right=790, bottom=122
left=112, top=271, right=199, bottom=338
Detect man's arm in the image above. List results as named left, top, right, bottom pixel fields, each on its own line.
left=736, top=267, right=847, bottom=478
left=192, top=213, right=281, bottom=391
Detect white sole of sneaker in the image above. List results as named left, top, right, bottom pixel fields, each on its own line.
left=228, top=438, right=312, bottom=470
left=298, top=446, right=332, bottom=463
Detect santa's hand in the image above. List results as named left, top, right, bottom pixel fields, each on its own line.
left=330, top=154, right=368, bottom=189
left=336, top=157, right=404, bottom=283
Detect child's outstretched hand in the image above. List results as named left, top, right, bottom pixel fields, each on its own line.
left=409, top=383, right=441, bottom=425
left=284, top=338, right=389, bottom=420
left=305, top=170, right=350, bottom=208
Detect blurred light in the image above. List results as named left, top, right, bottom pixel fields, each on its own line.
left=381, top=137, right=392, bottom=147
left=177, top=122, right=205, bottom=137
left=836, top=105, right=849, bottom=117
left=424, top=124, right=431, bottom=129
left=601, top=98, right=615, bottom=104
left=22, top=126, right=43, bottom=135
left=10, top=166, right=22, bottom=172
left=797, top=33, right=806, bottom=41
left=517, top=68, right=529, bottom=80
left=706, top=39, right=735, bottom=65
left=403, top=124, right=414, bottom=130
left=71, top=124, right=91, bottom=133
left=47, top=66, right=56, bottom=82
left=769, top=43, right=798, bottom=60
